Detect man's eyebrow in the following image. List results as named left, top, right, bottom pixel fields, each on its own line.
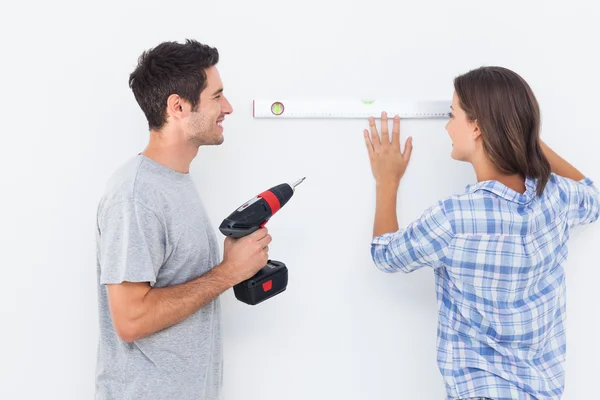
left=212, top=88, right=223, bottom=96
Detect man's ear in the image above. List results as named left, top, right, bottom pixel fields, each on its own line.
left=166, top=94, right=188, bottom=121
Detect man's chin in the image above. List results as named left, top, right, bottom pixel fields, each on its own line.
left=190, top=131, right=225, bottom=146
left=207, top=136, right=224, bottom=146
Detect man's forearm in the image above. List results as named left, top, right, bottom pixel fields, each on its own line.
left=540, top=140, right=585, bottom=181
left=121, top=264, right=234, bottom=341
left=373, top=182, right=400, bottom=237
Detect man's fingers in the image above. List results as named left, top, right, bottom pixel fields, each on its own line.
left=250, top=227, right=269, bottom=241
left=258, top=233, right=272, bottom=247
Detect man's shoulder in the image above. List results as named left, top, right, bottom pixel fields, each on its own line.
left=101, top=155, right=141, bottom=199
left=98, top=155, right=163, bottom=214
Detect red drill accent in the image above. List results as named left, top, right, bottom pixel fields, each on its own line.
left=262, top=280, right=273, bottom=292
left=258, top=190, right=281, bottom=214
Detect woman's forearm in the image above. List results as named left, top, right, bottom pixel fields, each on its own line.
left=540, top=140, right=585, bottom=181
left=373, top=182, right=400, bottom=237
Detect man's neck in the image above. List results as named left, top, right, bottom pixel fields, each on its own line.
left=141, top=129, right=199, bottom=174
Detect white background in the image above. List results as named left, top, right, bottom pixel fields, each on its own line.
left=1, top=0, right=599, bottom=399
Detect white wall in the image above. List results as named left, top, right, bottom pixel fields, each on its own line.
left=2, top=0, right=599, bottom=398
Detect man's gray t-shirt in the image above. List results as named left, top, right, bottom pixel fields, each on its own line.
left=95, top=154, right=222, bottom=400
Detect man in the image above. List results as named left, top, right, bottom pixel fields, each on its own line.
left=95, top=39, right=271, bottom=400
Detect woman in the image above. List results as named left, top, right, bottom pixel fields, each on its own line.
left=364, top=66, right=599, bottom=400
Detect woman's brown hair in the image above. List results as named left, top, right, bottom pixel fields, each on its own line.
left=454, top=66, right=551, bottom=195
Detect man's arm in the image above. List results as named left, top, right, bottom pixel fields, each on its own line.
left=107, top=228, right=272, bottom=343
left=108, top=264, right=230, bottom=342
left=540, top=140, right=585, bottom=181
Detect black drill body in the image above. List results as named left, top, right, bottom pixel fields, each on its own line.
left=218, top=178, right=304, bottom=305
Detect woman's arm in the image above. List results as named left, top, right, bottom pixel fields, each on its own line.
left=540, top=140, right=585, bottom=181
left=363, top=112, right=413, bottom=238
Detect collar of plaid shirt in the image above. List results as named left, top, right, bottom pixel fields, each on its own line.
left=465, top=176, right=538, bottom=204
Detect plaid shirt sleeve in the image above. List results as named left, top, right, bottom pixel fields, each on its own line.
left=370, top=201, right=454, bottom=273
left=565, top=177, right=600, bottom=227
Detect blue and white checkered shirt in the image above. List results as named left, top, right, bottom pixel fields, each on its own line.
left=371, top=173, right=600, bottom=400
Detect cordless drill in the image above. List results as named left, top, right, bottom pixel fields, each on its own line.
left=219, top=177, right=305, bottom=305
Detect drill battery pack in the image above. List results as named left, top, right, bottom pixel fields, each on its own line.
left=233, top=260, right=288, bottom=305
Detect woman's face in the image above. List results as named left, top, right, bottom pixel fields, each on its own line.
left=445, top=91, right=480, bottom=162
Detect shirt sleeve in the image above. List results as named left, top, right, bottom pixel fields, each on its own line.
left=564, top=177, right=600, bottom=228
left=370, top=201, right=454, bottom=273
left=97, top=199, right=166, bottom=287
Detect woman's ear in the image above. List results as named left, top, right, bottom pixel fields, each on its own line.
left=472, top=120, right=482, bottom=140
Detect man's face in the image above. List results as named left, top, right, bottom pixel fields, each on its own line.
left=186, top=66, right=233, bottom=146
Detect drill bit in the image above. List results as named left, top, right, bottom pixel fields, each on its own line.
left=291, top=177, right=306, bottom=189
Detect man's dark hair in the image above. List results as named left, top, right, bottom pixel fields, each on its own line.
left=128, top=39, right=219, bottom=130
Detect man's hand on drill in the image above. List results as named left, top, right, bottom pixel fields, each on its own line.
left=218, top=228, right=272, bottom=285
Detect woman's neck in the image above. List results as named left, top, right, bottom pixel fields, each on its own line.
left=472, top=155, right=526, bottom=194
